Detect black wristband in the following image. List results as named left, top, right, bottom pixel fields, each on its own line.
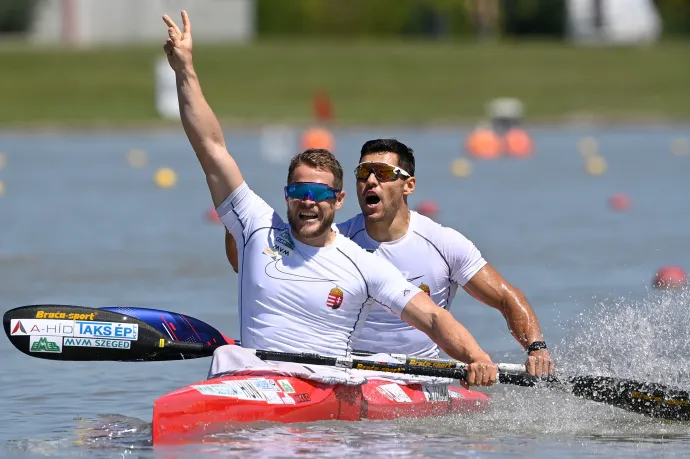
left=527, top=341, right=547, bottom=353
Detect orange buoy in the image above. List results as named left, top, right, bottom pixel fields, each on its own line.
left=301, top=127, right=335, bottom=152
left=205, top=206, right=221, bottom=224
left=653, top=266, right=687, bottom=289
left=608, top=193, right=631, bottom=212
left=466, top=127, right=502, bottom=160
left=415, top=200, right=439, bottom=218
left=503, top=128, right=533, bottom=158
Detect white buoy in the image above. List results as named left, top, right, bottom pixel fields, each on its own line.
left=260, top=125, right=298, bottom=164
left=127, top=148, right=148, bottom=168
left=578, top=136, right=599, bottom=157
left=670, top=137, right=689, bottom=156
left=155, top=57, right=180, bottom=119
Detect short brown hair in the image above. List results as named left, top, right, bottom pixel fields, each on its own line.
left=287, top=148, right=344, bottom=190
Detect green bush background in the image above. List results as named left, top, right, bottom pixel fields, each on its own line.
left=2, top=0, right=688, bottom=37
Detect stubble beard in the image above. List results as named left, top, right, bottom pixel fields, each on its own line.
left=288, top=210, right=335, bottom=240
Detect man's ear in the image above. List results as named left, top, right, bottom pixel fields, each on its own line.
left=403, top=177, right=416, bottom=197
left=335, top=190, right=346, bottom=210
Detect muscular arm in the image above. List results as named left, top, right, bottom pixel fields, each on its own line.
left=401, top=292, right=491, bottom=364
left=225, top=230, right=239, bottom=273
left=462, top=264, right=544, bottom=349
left=176, top=65, right=244, bottom=207
left=163, top=12, right=243, bottom=207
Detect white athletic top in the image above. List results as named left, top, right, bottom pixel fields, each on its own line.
left=217, top=182, right=422, bottom=357
left=337, top=211, right=487, bottom=358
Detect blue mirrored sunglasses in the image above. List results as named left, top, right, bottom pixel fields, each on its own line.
left=284, top=182, right=341, bottom=201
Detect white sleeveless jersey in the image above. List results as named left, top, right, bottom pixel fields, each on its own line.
left=217, top=183, right=422, bottom=357
left=337, top=211, right=487, bottom=358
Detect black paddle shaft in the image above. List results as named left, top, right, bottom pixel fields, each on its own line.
left=253, top=349, right=469, bottom=380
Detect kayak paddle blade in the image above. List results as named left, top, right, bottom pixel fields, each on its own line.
left=99, top=306, right=235, bottom=349
left=569, top=375, right=690, bottom=421
left=3, top=304, right=213, bottom=362
left=499, top=372, right=690, bottom=421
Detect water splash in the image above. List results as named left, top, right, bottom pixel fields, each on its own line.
left=554, top=287, right=690, bottom=388
left=6, top=415, right=152, bottom=457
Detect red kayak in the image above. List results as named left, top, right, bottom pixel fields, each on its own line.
left=153, top=372, right=490, bottom=445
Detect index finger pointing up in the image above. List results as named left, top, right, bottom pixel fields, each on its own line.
left=162, top=14, right=181, bottom=35
left=181, top=10, right=191, bottom=36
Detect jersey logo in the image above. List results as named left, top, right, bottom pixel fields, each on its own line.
left=419, top=283, right=431, bottom=296
left=327, top=287, right=344, bottom=309
left=272, top=243, right=291, bottom=257
left=274, top=230, right=295, bottom=256
left=263, top=247, right=282, bottom=261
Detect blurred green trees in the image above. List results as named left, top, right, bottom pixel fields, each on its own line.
left=256, top=0, right=690, bottom=38
left=0, top=0, right=37, bottom=33
left=1, top=1, right=688, bottom=37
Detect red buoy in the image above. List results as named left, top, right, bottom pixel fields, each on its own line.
left=466, top=128, right=502, bottom=160
left=205, top=206, right=221, bottom=224
left=503, top=128, right=533, bottom=158
left=608, top=193, right=631, bottom=212
left=653, top=266, right=687, bottom=289
left=313, top=90, right=334, bottom=123
left=415, top=200, right=439, bottom=218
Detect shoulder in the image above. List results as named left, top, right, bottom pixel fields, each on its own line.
left=336, top=213, right=365, bottom=239
left=334, top=234, right=393, bottom=268
left=410, top=212, right=478, bottom=254
left=334, top=232, right=369, bottom=256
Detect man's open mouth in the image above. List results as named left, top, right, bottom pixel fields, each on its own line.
left=365, top=195, right=381, bottom=205
left=299, top=212, right=318, bottom=221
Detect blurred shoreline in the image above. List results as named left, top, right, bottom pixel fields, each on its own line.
left=1, top=117, right=689, bottom=135
left=1, top=41, right=687, bottom=129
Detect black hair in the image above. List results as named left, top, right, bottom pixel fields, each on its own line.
left=359, top=138, right=415, bottom=177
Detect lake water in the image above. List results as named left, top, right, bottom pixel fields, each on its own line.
left=1, top=124, right=689, bottom=458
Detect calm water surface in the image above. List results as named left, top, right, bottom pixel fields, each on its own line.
left=1, top=124, right=689, bottom=458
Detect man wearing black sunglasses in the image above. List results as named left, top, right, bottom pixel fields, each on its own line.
left=228, top=137, right=553, bottom=378
left=164, top=10, right=498, bottom=386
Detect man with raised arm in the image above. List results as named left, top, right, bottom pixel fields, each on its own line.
left=162, top=11, right=497, bottom=386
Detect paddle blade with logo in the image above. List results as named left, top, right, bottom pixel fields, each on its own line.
left=3, top=305, right=215, bottom=361
left=499, top=372, right=690, bottom=422
left=570, top=375, right=690, bottom=421
left=99, top=306, right=235, bottom=349
left=99, top=306, right=235, bottom=360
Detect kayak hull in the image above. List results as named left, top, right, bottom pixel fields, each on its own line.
left=152, top=372, right=490, bottom=445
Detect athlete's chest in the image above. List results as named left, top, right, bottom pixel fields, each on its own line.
left=245, top=230, right=368, bottom=309
left=356, top=234, right=451, bottom=298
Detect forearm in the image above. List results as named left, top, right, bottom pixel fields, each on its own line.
left=177, top=67, right=226, bottom=162
left=501, top=289, right=544, bottom=349
left=429, top=309, right=492, bottom=364
left=176, top=66, right=241, bottom=206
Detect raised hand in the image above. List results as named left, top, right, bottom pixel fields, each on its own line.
left=162, top=10, right=193, bottom=72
